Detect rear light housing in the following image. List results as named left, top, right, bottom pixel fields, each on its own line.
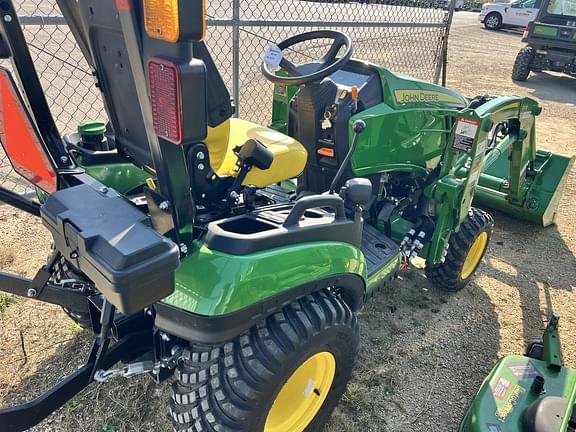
left=523, top=22, right=533, bottom=39
left=143, top=0, right=206, bottom=43
left=147, top=58, right=207, bottom=145
left=0, top=68, right=57, bottom=192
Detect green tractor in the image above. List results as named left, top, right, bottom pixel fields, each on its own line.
left=460, top=313, right=576, bottom=432
left=0, top=0, right=572, bottom=431
left=512, top=0, right=576, bottom=81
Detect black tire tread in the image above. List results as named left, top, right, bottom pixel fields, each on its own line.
left=170, top=290, right=359, bottom=432
left=512, top=46, right=535, bottom=81
left=425, top=207, right=493, bottom=292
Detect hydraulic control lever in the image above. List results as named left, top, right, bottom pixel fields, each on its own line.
left=329, top=119, right=366, bottom=194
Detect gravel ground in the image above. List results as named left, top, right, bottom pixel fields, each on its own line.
left=1, top=13, right=575, bottom=432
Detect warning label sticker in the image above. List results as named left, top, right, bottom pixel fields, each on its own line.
left=492, top=377, right=511, bottom=401
left=495, top=385, right=525, bottom=422
left=487, top=424, right=502, bottom=432
left=507, top=361, right=542, bottom=379
left=453, top=118, right=480, bottom=153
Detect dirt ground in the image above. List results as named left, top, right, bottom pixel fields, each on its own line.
left=1, top=15, right=575, bottom=432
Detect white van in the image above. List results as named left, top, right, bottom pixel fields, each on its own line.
left=479, top=0, right=542, bottom=30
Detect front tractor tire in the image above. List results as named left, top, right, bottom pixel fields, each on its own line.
left=512, top=46, right=535, bottom=81
left=425, top=208, right=494, bottom=292
left=170, top=290, right=359, bottom=432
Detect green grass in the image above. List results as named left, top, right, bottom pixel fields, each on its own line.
left=0, top=294, right=15, bottom=315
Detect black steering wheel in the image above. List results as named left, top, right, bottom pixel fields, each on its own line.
left=261, top=30, right=353, bottom=86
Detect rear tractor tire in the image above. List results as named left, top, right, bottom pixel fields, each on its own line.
left=425, top=207, right=493, bottom=292
left=512, top=46, right=535, bottom=81
left=170, top=290, right=359, bottom=432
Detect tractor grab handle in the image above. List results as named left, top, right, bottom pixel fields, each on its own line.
left=283, top=195, right=346, bottom=227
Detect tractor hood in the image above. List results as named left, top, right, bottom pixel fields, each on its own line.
left=377, top=67, right=468, bottom=110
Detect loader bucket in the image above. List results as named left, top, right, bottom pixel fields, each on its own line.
left=474, top=149, right=574, bottom=227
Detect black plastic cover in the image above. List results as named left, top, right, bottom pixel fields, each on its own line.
left=77, top=0, right=233, bottom=168
left=523, top=396, right=568, bottom=432
left=40, top=182, right=179, bottom=315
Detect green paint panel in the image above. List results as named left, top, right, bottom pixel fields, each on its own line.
left=349, top=66, right=466, bottom=177
left=349, top=104, right=455, bottom=177
left=162, top=241, right=367, bottom=316
left=81, top=162, right=151, bottom=195
left=366, top=255, right=400, bottom=292
left=459, top=355, right=576, bottom=431
left=533, top=24, right=559, bottom=37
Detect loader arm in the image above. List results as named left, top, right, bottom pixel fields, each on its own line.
left=425, top=95, right=573, bottom=264
left=456, top=96, right=574, bottom=227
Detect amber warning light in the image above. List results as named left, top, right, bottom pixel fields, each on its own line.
left=143, top=0, right=206, bottom=43
left=0, top=68, right=57, bottom=192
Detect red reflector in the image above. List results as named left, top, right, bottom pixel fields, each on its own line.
left=0, top=69, right=57, bottom=192
left=148, top=58, right=182, bottom=144
left=116, top=0, right=132, bottom=11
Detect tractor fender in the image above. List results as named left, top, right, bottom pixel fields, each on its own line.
left=155, top=241, right=367, bottom=344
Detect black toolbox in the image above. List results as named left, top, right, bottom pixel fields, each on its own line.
left=40, top=182, right=180, bottom=315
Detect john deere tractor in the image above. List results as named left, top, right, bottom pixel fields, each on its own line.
left=461, top=313, right=576, bottom=432
left=0, top=0, right=572, bottom=431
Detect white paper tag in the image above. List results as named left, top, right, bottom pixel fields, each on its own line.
left=264, top=44, right=283, bottom=70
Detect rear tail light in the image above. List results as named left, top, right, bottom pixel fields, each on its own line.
left=0, top=68, right=57, bottom=192
left=523, top=22, right=532, bottom=38
left=143, top=0, right=206, bottom=43
left=148, top=59, right=182, bottom=144
left=148, top=58, right=207, bottom=145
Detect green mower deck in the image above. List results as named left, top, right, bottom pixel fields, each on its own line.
left=460, top=315, right=576, bottom=432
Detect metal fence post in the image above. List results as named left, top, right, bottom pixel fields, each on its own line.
left=232, top=0, right=240, bottom=118
left=437, top=0, right=456, bottom=86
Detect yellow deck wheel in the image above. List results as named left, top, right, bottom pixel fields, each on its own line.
left=461, top=232, right=488, bottom=279
left=265, top=351, right=336, bottom=432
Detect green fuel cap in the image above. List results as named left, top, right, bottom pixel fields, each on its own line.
left=78, top=120, right=106, bottom=136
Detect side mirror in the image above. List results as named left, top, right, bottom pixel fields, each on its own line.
left=341, top=178, right=372, bottom=206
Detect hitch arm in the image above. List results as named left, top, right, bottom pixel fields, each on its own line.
left=0, top=272, right=90, bottom=313
left=0, top=327, right=153, bottom=432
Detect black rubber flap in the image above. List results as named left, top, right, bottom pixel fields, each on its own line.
left=40, top=183, right=179, bottom=315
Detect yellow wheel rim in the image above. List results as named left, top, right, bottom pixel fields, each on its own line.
left=461, top=232, right=488, bottom=279
left=264, top=351, right=336, bottom=432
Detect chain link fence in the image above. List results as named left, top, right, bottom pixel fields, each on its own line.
left=0, top=0, right=453, bottom=194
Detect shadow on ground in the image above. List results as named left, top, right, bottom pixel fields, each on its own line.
left=481, top=27, right=523, bottom=38
left=485, top=210, right=576, bottom=345
left=326, top=268, right=500, bottom=431
left=0, top=322, right=172, bottom=432
left=515, top=72, right=576, bottom=105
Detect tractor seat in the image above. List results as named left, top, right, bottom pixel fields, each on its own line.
left=204, top=118, right=307, bottom=187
